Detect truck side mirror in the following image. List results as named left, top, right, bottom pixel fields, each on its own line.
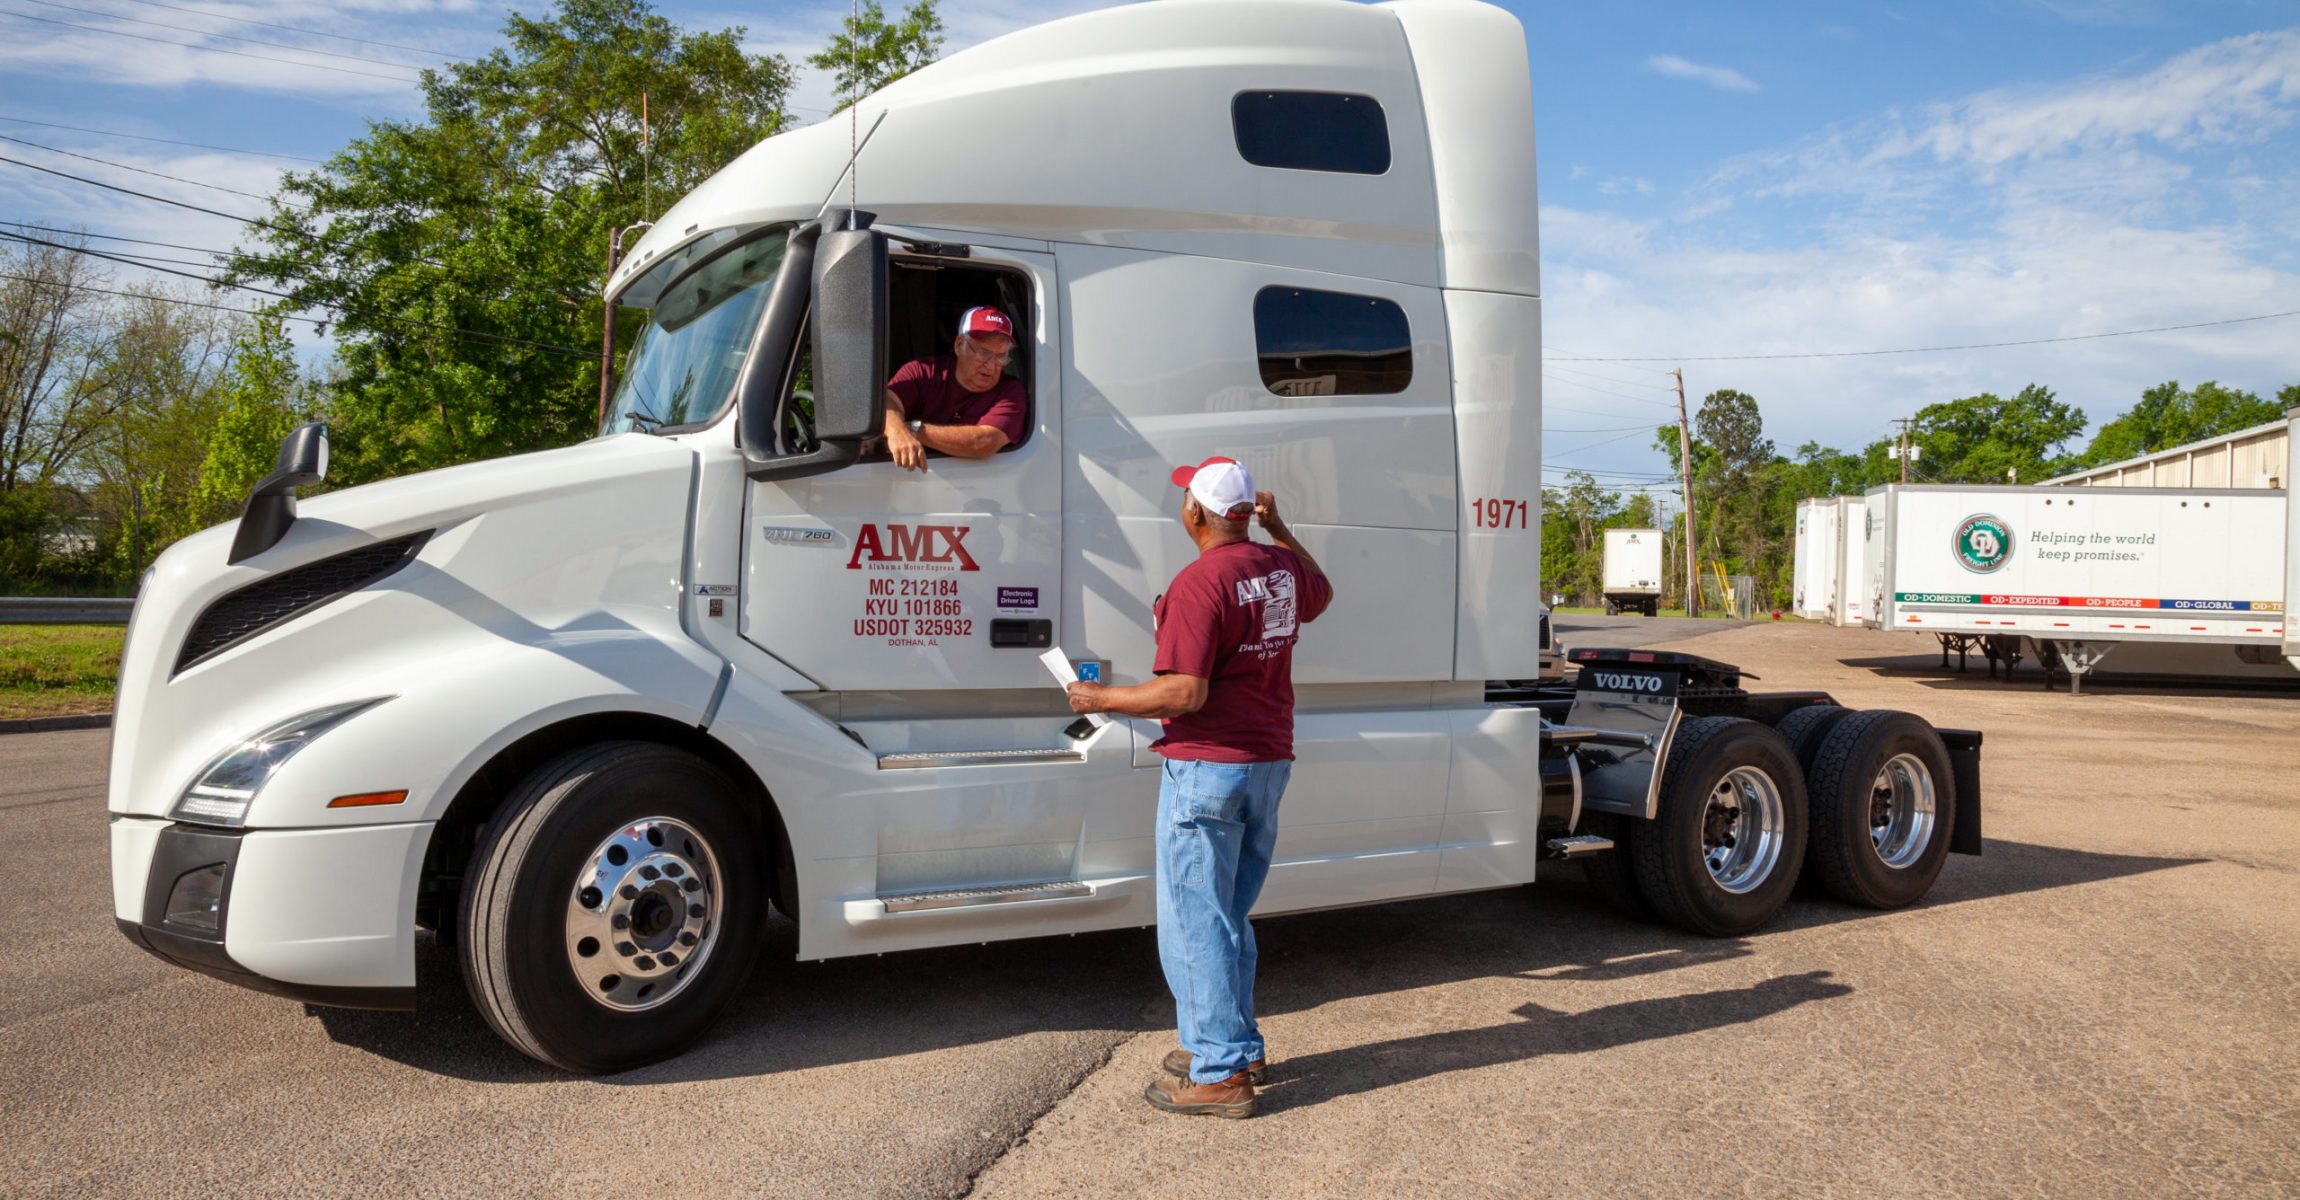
left=228, top=422, right=328, bottom=564
left=743, top=219, right=887, bottom=481
left=808, top=226, right=889, bottom=441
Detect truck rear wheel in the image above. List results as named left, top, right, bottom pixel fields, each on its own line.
left=1803, top=710, right=1956, bottom=909
left=1630, top=717, right=1808, bottom=937
left=1772, top=703, right=1850, bottom=774
left=460, top=741, right=768, bottom=1073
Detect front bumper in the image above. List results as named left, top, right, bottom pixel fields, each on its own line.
left=111, top=816, right=431, bottom=1010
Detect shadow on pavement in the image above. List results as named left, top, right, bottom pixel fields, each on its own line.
left=1258, top=970, right=1851, bottom=1112
left=1841, top=653, right=2300, bottom=698
left=307, top=837, right=2201, bottom=1086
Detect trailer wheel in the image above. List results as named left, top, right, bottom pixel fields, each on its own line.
left=1803, top=710, right=1956, bottom=909
left=1772, top=703, right=1850, bottom=774
left=1575, top=812, right=1650, bottom=920
left=460, top=741, right=767, bottom=1073
left=1630, top=717, right=1808, bottom=937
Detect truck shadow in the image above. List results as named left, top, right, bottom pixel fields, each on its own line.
left=307, top=838, right=2201, bottom=1087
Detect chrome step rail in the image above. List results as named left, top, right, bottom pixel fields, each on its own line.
left=877, top=880, right=1094, bottom=913
left=1542, top=834, right=1616, bottom=859
left=876, top=747, right=1086, bottom=770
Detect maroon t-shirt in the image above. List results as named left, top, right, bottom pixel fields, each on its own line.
left=1151, top=540, right=1333, bottom=763
left=886, top=355, right=1027, bottom=445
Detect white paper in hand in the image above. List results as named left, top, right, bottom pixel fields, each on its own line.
left=1040, top=648, right=1111, bottom=727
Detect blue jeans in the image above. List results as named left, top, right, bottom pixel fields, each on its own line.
left=1157, top=757, right=1291, bottom=1085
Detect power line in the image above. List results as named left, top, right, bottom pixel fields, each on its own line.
left=1545, top=423, right=1660, bottom=435
left=0, top=7, right=421, bottom=83
left=0, top=154, right=576, bottom=301
left=1550, top=308, right=2300, bottom=362
left=0, top=114, right=324, bottom=163
left=1541, top=427, right=1657, bottom=458
left=0, top=232, right=592, bottom=359
left=0, top=132, right=294, bottom=206
left=1543, top=371, right=1680, bottom=408
left=2, top=218, right=245, bottom=258
left=112, top=0, right=468, bottom=61
left=19, top=0, right=440, bottom=71
left=1544, top=361, right=1678, bottom=391
left=1544, top=344, right=1676, bottom=375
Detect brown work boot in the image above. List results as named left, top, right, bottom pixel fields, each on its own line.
left=1161, top=1047, right=1268, bottom=1085
left=1144, top=1069, right=1256, bottom=1119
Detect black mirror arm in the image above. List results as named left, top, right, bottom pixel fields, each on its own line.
left=228, top=422, right=328, bottom=565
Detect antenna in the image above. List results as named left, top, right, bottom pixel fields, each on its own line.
left=641, top=91, right=653, bottom=221
left=848, top=0, right=859, bottom=227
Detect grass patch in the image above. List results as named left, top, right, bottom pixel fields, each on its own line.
left=0, top=624, right=124, bottom=718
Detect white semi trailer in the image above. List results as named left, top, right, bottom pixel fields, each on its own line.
left=1865, top=482, right=2290, bottom=691
left=107, top=0, right=1983, bottom=1073
left=1833, top=497, right=1871, bottom=627
left=1792, top=497, right=1870, bottom=626
left=1601, top=527, right=1663, bottom=616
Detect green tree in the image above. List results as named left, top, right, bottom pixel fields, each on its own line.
left=809, top=1, right=945, bottom=106
left=2079, top=380, right=2284, bottom=466
left=229, top=0, right=794, bottom=484
left=1693, top=388, right=1772, bottom=574
left=194, top=316, right=313, bottom=523
left=1903, top=384, right=2087, bottom=483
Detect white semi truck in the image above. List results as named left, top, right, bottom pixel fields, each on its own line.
left=1600, top=527, right=1663, bottom=616
left=107, top=0, right=1983, bottom=1073
left=1864, top=481, right=2290, bottom=691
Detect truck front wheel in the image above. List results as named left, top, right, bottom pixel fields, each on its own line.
left=459, top=741, right=768, bottom=1073
left=1630, top=717, right=1808, bottom=936
left=1803, top=710, right=1956, bottom=909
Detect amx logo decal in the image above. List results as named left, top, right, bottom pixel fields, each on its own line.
left=1953, top=514, right=2013, bottom=574
left=1591, top=672, right=1664, bottom=693
left=845, top=523, right=981, bottom=571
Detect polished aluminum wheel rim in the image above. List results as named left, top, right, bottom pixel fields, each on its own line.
left=1701, top=765, right=1784, bottom=894
left=565, top=818, right=721, bottom=1012
left=1868, top=753, right=1937, bottom=870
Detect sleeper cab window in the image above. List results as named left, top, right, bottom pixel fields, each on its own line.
left=1253, top=286, right=1412, bottom=397
left=1232, top=91, right=1391, bottom=175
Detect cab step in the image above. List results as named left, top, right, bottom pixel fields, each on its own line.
left=878, top=880, right=1093, bottom=913
left=1542, top=834, right=1616, bottom=859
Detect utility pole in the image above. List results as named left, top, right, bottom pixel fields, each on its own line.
left=1672, top=369, right=1699, bottom=618
left=1892, top=417, right=1916, bottom=484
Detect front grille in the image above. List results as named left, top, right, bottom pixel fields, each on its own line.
left=175, top=532, right=431, bottom=674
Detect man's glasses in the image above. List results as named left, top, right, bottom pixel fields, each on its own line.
left=957, top=338, right=1014, bottom=365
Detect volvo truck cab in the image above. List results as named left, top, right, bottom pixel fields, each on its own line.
left=109, top=0, right=1980, bottom=1073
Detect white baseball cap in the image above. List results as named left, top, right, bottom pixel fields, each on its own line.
left=1169, top=455, right=1255, bottom=520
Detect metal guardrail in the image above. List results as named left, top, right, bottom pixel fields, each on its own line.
left=0, top=597, right=134, bottom=624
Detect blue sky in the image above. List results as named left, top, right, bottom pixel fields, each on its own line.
left=3, top=0, right=2296, bottom=493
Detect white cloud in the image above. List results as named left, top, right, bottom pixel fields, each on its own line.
left=1543, top=31, right=2300, bottom=473
left=1646, top=54, right=1760, bottom=94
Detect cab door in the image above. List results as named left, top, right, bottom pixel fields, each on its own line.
left=741, top=244, right=1063, bottom=692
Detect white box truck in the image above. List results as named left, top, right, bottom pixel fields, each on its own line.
left=1867, top=483, right=2289, bottom=691
left=107, top=0, right=1983, bottom=1073
left=1601, top=528, right=1663, bottom=616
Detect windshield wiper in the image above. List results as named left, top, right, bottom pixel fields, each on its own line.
left=627, top=410, right=664, bottom=431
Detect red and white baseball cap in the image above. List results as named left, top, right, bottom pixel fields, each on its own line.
left=1170, top=456, right=1255, bottom=520
left=958, top=306, right=1014, bottom=340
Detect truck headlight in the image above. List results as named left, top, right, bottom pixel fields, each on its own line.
left=170, top=698, right=390, bottom=827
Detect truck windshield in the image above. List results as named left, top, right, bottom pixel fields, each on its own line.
left=605, top=226, right=790, bottom=433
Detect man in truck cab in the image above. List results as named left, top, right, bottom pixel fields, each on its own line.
left=1063, top=456, right=1334, bottom=1119
left=879, top=306, right=1029, bottom=471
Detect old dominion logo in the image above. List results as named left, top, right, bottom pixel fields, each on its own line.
left=1953, top=514, right=2013, bottom=573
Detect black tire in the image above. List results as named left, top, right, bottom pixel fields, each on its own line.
left=1803, top=710, right=1957, bottom=910
left=1630, top=717, right=1808, bottom=937
left=1604, top=599, right=1620, bottom=616
left=1575, top=811, right=1651, bottom=921
left=460, top=741, right=768, bottom=1073
left=1772, top=703, right=1851, bottom=775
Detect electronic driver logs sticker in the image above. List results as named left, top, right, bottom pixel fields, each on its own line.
left=997, top=586, right=1039, bottom=615
left=1953, top=514, right=2013, bottom=574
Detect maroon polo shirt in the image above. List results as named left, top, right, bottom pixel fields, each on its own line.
left=886, top=355, right=1028, bottom=445
left=1150, top=540, right=1333, bottom=763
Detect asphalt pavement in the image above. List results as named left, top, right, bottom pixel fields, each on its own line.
left=8, top=622, right=2298, bottom=1197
